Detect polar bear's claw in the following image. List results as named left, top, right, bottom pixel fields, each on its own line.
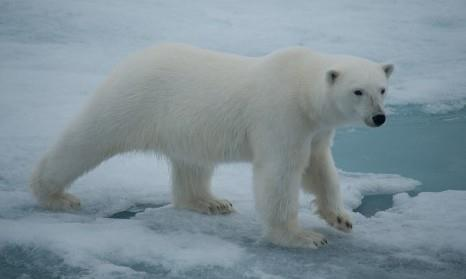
left=320, top=209, right=353, bottom=233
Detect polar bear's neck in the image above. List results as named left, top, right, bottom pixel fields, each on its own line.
left=284, top=51, right=348, bottom=130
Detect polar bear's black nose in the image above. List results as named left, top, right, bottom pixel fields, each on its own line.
left=372, top=114, right=386, bottom=127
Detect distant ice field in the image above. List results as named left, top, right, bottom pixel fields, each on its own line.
left=1, top=0, right=466, bottom=109
left=1, top=0, right=465, bottom=278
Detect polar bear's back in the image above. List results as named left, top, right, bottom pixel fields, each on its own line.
left=105, top=43, right=261, bottom=101
left=80, top=44, right=265, bottom=163
left=113, top=43, right=259, bottom=86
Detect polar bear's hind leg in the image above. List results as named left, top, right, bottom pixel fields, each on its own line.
left=30, top=123, right=117, bottom=211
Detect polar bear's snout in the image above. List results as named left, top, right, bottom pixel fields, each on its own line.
left=364, top=113, right=386, bottom=127
left=364, top=111, right=386, bottom=127
left=372, top=114, right=386, bottom=127
left=361, top=100, right=387, bottom=127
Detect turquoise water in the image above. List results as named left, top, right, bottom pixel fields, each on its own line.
left=334, top=106, right=466, bottom=193
left=334, top=106, right=466, bottom=216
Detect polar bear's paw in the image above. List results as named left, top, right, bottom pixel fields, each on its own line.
left=266, top=229, right=328, bottom=249
left=180, top=198, right=234, bottom=215
left=39, top=192, right=81, bottom=211
left=319, top=209, right=353, bottom=233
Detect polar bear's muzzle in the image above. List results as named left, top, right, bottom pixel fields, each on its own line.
left=365, top=114, right=386, bottom=127
left=372, top=114, right=386, bottom=127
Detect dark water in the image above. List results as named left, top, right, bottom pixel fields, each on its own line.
left=108, top=203, right=169, bottom=219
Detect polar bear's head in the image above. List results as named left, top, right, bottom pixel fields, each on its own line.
left=325, top=58, right=394, bottom=128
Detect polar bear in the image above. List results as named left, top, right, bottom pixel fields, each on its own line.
left=30, top=44, right=393, bottom=248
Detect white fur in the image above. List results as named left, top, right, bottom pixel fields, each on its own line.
left=30, top=44, right=393, bottom=248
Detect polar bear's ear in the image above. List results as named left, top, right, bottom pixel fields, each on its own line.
left=326, top=70, right=339, bottom=85
left=382, top=64, right=394, bottom=78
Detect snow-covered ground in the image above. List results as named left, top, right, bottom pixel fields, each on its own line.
left=1, top=1, right=465, bottom=278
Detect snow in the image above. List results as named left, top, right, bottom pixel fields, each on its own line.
left=0, top=217, right=244, bottom=275
left=1, top=0, right=466, bottom=278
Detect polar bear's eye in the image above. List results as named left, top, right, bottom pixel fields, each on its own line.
left=381, top=88, right=386, bottom=95
left=353, top=90, right=363, bottom=96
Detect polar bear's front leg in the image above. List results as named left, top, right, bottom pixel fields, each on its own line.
left=171, top=160, right=233, bottom=215
left=302, top=130, right=353, bottom=232
left=254, top=162, right=327, bottom=248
